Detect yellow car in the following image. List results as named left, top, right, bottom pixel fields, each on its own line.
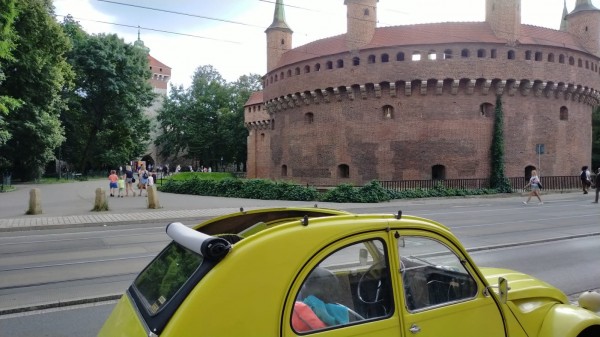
left=99, top=207, right=600, bottom=337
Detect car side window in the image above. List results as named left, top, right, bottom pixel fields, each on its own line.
left=398, top=235, right=478, bottom=311
left=291, top=239, right=393, bottom=333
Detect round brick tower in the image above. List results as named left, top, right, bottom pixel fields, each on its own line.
left=245, top=0, right=599, bottom=186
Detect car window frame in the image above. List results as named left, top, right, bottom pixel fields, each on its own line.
left=283, top=232, right=397, bottom=335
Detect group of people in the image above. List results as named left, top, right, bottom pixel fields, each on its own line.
left=523, top=166, right=599, bottom=205
left=108, top=165, right=157, bottom=197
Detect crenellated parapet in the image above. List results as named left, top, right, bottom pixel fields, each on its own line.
left=264, top=78, right=600, bottom=114
left=245, top=119, right=272, bottom=130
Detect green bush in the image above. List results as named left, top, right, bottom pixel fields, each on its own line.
left=159, top=177, right=499, bottom=203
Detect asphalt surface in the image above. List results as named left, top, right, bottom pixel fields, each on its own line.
left=0, top=179, right=598, bottom=315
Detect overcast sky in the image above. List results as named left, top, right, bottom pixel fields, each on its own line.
left=52, top=0, right=598, bottom=88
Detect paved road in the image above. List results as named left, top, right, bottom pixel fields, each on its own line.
left=1, top=181, right=598, bottom=313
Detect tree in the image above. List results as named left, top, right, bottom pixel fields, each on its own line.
left=490, top=95, right=512, bottom=192
left=222, top=73, right=262, bottom=170
left=62, top=19, right=155, bottom=172
left=156, top=65, right=228, bottom=167
left=0, top=0, right=71, bottom=180
left=0, top=0, right=20, bottom=151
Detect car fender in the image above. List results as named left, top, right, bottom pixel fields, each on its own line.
left=537, top=304, right=600, bottom=337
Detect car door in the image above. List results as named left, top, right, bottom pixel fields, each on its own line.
left=395, top=231, right=506, bottom=337
left=282, top=233, right=402, bottom=337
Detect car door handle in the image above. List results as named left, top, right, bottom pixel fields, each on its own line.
left=409, top=324, right=421, bottom=334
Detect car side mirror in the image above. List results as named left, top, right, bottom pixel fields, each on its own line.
left=498, top=277, right=510, bottom=304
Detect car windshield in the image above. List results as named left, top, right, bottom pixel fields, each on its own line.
left=133, top=242, right=204, bottom=315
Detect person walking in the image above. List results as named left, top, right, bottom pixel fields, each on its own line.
left=108, top=170, right=118, bottom=197
left=138, top=165, right=149, bottom=197
left=523, top=169, right=543, bottom=205
left=117, top=174, right=125, bottom=198
left=581, top=166, right=591, bottom=194
left=124, top=165, right=135, bottom=197
left=593, top=168, right=600, bottom=204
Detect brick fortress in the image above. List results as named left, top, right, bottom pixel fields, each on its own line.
left=245, top=0, right=598, bottom=186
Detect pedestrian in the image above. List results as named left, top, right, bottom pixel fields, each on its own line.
left=580, top=166, right=592, bottom=194
left=138, top=165, right=149, bottom=197
left=523, top=169, right=543, bottom=205
left=117, top=174, right=125, bottom=198
left=108, top=170, right=118, bottom=197
left=124, top=165, right=135, bottom=197
left=593, top=168, right=600, bottom=204
left=148, top=172, right=154, bottom=187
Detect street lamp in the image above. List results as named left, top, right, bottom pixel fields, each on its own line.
left=536, top=144, right=544, bottom=175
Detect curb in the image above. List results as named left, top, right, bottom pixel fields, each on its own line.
left=0, top=295, right=122, bottom=316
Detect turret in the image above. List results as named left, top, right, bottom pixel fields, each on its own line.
left=345, top=0, right=378, bottom=50
left=265, top=0, right=292, bottom=73
left=560, top=0, right=569, bottom=31
left=566, top=0, right=600, bottom=57
left=485, top=0, right=521, bottom=44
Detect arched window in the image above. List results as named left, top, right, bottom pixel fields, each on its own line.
left=382, top=105, right=394, bottom=119
left=368, top=55, right=376, bottom=64
left=560, top=106, right=568, bottom=120
left=480, top=102, right=494, bottom=117
left=525, top=50, right=532, bottom=60
left=569, top=56, right=575, bottom=65
left=280, top=71, right=284, bottom=79
left=524, top=165, right=536, bottom=180
left=304, top=65, right=311, bottom=73
left=397, top=52, right=405, bottom=61
left=295, top=67, right=300, bottom=75
left=274, top=74, right=278, bottom=82
left=535, top=52, right=542, bottom=61
left=305, top=112, right=314, bottom=124
left=326, top=61, right=333, bottom=69
left=461, top=49, right=470, bottom=58
left=338, top=164, right=350, bottom=178
left=432, top=165, right=446, bottom=180
left=381, top=53, right=389, bottom=63
left=559, top=54, right=565, bottom=63
left=477, top=49, right=486, bottom=58
left=578, top=59, right=583, bottom=67
left=444, top=49, right=453, bottom=59
left=586, top=60, right=589, bottom=69
left=353, top=57, right=360, bottom=66
left=491, top=49, right=497, bottom=59
left=287, top=69, right=292, bottom=77
left=315, top=63, right=321, bottom=71
left=548, top=53, right=555, bottom=62
left=412, top=51, right=421, bottom=61
left=337, top=59, right=344, bottom=68
left=281, top=165, right=288, bottom=177
left=507, top=50, right=516, bottom=60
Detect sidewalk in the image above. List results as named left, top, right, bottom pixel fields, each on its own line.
left=0, top=179, right=591, bottom=231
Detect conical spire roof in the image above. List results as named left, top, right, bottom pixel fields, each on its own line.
left=133, top=27, right=150, bottom=54
left=569, top=0, right=600, bottom=15
left=560, top=0, right=569, bottom=30
left=266, top=0, right=292, bottom=32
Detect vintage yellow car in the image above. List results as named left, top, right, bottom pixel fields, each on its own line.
left=99, top=207, right=600, bottom=337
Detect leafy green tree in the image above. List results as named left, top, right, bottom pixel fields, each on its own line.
left=0, top=0, right=71, bottom=180
left=62, top=18, right=155, bottom=172
left=490, top=95, right=512, bottom=192
left=156, top=69, right=261, bottom=171
left=156, top=65, right=228, bottom=167
left=222, top=74, right=262, bottom=171
left=0, top=0, right=20, bottom=150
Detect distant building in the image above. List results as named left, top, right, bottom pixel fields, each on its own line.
left=245, top=0, right=598, bottom=186
left=134, top=31, right=171, bottom=168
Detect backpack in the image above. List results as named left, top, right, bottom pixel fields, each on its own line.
left=580, top=171, right=587, bottom=180
left=143, top=171, right=148, bottom=179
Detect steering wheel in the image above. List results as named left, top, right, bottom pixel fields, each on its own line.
left=357, top=260, right=386, bottom=304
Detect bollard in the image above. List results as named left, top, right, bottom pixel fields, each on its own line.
left=92, top=188, right=109, bottom=211
left=147, top=185, right=161, bottom=209
left=26, top=188, right=43, bottom=215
